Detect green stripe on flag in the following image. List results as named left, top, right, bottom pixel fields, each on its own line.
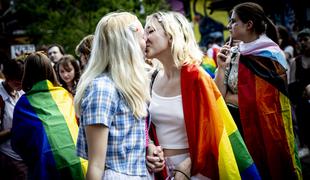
left=229, top=130, right=254, bottom=172
left=27, top=80, right=84, bottom=179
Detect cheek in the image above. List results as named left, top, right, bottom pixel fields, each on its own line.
left=140, top=40, right=146, bottom=51
left=80, top=55, right=86, bottom=62
left=231, top=25, right=243, bottom=37
left=59, top=72, right=66, bottom=78
left=232, top=24, right=238, bottom=31
left=71, top=71, right=75, bottom=78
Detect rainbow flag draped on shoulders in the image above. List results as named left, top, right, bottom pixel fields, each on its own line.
left=11, top=80, right=87, bottom=180
left=181, top=64, right=260, bottom=180
left=238, top=35, right=302, bottom=179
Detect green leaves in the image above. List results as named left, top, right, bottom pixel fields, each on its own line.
left=15, top=0, right=169, bottom=55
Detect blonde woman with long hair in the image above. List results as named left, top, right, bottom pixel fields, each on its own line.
left=75, top=12, right=152, bottom=179
left=146, top=11, right=260, bottom=179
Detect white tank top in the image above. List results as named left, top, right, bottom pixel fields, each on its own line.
left=149, top=90, right=189, bottom=149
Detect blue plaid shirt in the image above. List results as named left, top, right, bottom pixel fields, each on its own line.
left=76, top=74, right=148, bottom=176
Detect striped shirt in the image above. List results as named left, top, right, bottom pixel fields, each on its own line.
left=76, top=74, right=148, bottom=176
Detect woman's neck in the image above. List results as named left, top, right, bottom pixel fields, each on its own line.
left=242, top=33, right=260, bottom=43
left=156, top=52, right=180, bottom=79
left=66, top=81, right=74, bottom=90
left=163, top=66, right=180, bottom=80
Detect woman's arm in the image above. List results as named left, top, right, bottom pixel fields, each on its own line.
left=85, top=124, right=109, bottom=180
left=225, top=90, right=239, bottom=106
left=214, top=67, right=228, bottom=97
left=214, top=45, right=231, bottom=97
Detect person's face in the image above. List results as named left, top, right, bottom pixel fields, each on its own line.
left=48, top=46, right=63, bottom=63
left=59, top=63, right=75, bottom=84
left=136, top=22, right=147, bottom=55
left=227, top=11, right=248, bottom=41
left=7, top=79, right=22, bottom=91
left=145, top=19, right=170, bottom=59
left=80, top=53, right=88, bottom=67
left=298, top=35, right=310, bottom=55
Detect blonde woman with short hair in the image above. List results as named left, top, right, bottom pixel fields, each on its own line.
left=75, top=12, right=152, bottom=179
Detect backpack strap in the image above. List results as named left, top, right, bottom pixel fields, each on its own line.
left=150, top=69, right=159, bottom=96
left=146, top=69, right=159, bottom=137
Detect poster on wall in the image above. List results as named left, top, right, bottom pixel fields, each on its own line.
left=10, top=44, right=36, bottom=59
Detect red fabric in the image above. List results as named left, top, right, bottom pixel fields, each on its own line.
left=238, top=59, right=299, bottom=179
left=149, top=64, right=232, bottom=179
left=181, top=64, right=223, bottom=179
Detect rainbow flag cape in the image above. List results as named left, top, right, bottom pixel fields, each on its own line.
left=12, top=80, right=87, bottom=180
left=201, top=55, right=217, bottom=78
left=180, top=64, right=260, bottom=179
left=238, top=54, right=302, bottom=179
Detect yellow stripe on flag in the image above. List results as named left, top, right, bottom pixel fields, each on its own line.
left=279, top=93, right=302, bottom=179
left=47, top=81, right=88, bottom=175
left=218, top=125, right=241, bottom=179
left=216, top=97, right=238, bottom=136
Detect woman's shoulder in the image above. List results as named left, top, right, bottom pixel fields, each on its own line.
left=92, top=74, right=114, bottom=87
left=182, top=64, right=213, bottom=83
left=86, top=74, right=117, bottom=97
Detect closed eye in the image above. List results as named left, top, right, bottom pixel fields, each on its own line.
left=147, top=29, right=155, bottom=34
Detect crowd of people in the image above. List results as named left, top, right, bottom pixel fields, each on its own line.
left=0, top=2, right=309, bottom=180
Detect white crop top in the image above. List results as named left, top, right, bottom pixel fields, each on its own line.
left=149, top=90, right=189, bottom=149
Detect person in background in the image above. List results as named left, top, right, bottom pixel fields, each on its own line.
left=289, top=28, right=310, bottom=158
left=277, top=25, right=296, bottom=61
left=47, top=44, right=65, bottom=65
left=206, top=33, right=223, bottom=64
left=145, top=11, right=259, bottom=179
left=0, top=58, right=27, bottom=180
left=11, top=52, right=87, bottom=180
left=56, top=54, right=81, bottom=96
left=215, top=2, right=302, bottom=179
left=0, top=54, right=8, bottom=80
left=277, top=25, right=297, bottom=83
left=75, top=34, right=94, bottom=72
left=74, top=12, right=154, bottom=179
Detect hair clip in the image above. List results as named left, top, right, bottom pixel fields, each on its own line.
left=129, top=21, right=140, bottom=32
left=157, top=17, right=163, bottom=22
left=129, top=25, right=139, bottom=32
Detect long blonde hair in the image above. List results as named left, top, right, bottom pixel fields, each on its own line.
left=74, top=12, right=150, bottom=118
left=145, top=11, right=203, bottom=68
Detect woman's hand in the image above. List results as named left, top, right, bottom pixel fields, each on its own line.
left=217, top=45, right=232, bottom=69
left=174, top=157, right=191, bottom=180
left=146, top=144, right=165, bottom=172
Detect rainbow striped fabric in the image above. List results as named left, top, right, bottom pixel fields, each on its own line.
left=201, top=55, right=217, bottom=78
left=181, top=64, right=260, bottom=179
left=12, top=80, right=87, bottom=180
left=238, top=37, right=302, bottom=179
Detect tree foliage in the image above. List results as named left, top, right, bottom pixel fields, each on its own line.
left=16, top=0, right=170, bottom=54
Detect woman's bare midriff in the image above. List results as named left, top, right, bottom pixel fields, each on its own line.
left=164, top=148, right=189, bottom=157
left=225, top=91, right=238, bottom=106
